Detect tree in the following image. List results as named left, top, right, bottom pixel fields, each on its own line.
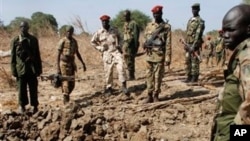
left=6, top=17, right=31, bottom=32
left=31, top=12, right=58, bottom=36
left=111, top=9, right=151, bottom=32
left=242, top=0, right=250, bottom=4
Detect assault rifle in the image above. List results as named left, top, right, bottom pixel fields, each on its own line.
left=179, top=38, right=202, bottom=62
left=40, top=74, right=75, bottom=88
left=143, top=24, right=165, bottom=49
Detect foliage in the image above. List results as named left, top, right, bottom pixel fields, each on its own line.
left=242, top=0, right=250, bottom=4
left=110, top=9, right=151, bottom=32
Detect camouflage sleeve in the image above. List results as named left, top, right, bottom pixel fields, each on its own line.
left=57, top=38, right=64, bottom=51
left=194, top=19, right=205, bottom=46
left=237, top=46, right=250, bottom=124
left=165, top=24, right=172, bottom=63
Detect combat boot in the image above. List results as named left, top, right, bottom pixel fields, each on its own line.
left=122, top=81, right=129, bottom=96
left=144, top=92, right=153, bottom=103
left=18, top=105, right=26, bottom=114
left=153, top=92, right=160, bottom=102
left=105, top=87, right=113, bottom=95
left=184, top=75, right=192, bottom=83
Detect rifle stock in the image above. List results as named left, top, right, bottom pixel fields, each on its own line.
left=179, top=38, right=202, bottom=62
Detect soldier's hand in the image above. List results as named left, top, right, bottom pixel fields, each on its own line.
left=82, top=64, right=87, bottom=72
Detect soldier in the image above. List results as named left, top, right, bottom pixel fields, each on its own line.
left=185, top=3, right=205, bottom=82
left=91, top=15, right=129, bottom=96
left=57, top=25, right=86, bottom=104
left=122, top=10, right=140, bottom=80
left=10, top=21, right=42, bottom=114
left=203, top=36, right=214, bottom=68
left=143, top=5, right=171, bottom=103
left=214, top=30, right=226, bottom=68
left=211, top=4, right=250, bottom=141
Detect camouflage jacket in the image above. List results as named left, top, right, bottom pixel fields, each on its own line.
left=123, top=20, right=140, bottom=48
left=214, top=37, right=225, bottom=53
left=10, top=33, right=42, bottom=77
left=144, top=20, right=171, bottom=63
left=221, top=38, right=250, bottom=124
left=203, top=40, right=214, bottom=56
left=185, top=16, right=205, bottom=49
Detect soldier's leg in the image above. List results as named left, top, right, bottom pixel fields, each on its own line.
left=17, top=76, right=28, bottom=112
left=191, top=56, right=200, bottom=82
left=127, top=53, right=135, bottom=80
left=185, top=52, right=192, bottom=82
left=153, top=61, right=164, bottom=102
left=104, top=61, right=114, bottom=94
left=144, top=61, right=154, bottom=103
left=60, top=61, right=72, bottom=104
left=116, top=54, right=128, bottom=95
left=27, top=74, right=38, bottom=112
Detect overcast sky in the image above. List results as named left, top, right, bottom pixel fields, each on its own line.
left=0, top=0, right=242, bottom=34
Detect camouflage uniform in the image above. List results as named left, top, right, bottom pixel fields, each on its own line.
left=122, top=20, right=140, bottom=80
left=57, top=37, right=78, bottom=99
left=144, top=20, right=171, bottom=100
left=203, top=39, right=214, bottom=67
left=212, top=38, right=250, bottom=141
left=185, top=12, right=205, bottom=82
left=91, top=26, right=127, bottom=91
left=214, top=37, right=226, bottom=67
left=11, top=33, right=42, bottom=109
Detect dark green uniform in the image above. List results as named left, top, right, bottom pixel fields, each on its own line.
left=122, top=20, right=140, bottom=80
left=11, top=34, right=42, bottom=108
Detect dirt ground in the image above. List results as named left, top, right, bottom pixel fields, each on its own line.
left=0, top=34, right=222, bottom=141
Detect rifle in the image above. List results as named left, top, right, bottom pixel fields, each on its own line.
left=40, top=74, right=75, bottom=88
left=143, top=23, right=165, bottom=49
left=179, top=38, right=202, bottom=62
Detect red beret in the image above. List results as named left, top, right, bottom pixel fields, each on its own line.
left=151, top=5, right=163, bottom=13
left=207, top=36, right=211, bottom=40
left=100, top=15, right=110, bottom=21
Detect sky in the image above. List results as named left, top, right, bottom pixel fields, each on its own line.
left=0, top=0, right=243, bottom=34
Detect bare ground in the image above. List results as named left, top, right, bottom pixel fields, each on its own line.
left=0, top=34, right=221, bottom=141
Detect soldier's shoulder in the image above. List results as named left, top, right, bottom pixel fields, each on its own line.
left=164, top=22, right=171, bottom=28
left=238, top=39, right=250, bottom=61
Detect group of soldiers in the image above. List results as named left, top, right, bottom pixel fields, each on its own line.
left=203, top=30, right=226, bottom=69
left=9, top=2, right=250, bottom=141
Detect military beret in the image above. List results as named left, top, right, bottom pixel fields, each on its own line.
left=100, top=15, right=110, bottom=21
left=66, top=25, right=74, bottom=32
left=192, top=3, right=200, bottom=9
left=218, top=30, right=223, bottom=33
left=151, top=5, right=163, bottom=13
left=207, top=36, right=211, bottom=40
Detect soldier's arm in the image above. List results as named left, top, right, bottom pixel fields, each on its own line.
left=237, top=47, right=250, bottom=124
left=34, top=37, right=42, bottom=76
left=165, top=24, right=172, bottom=64
left=57, top=39, right=64, bottom=74
left=75, top=41, right=86, bottom=71
left=10, top=37, right=18, bottom=77
left=90, top=31, right=106, bottom=52
left=132, top=22, right=140, bottom=50
left=193, top=20, right=205, bottom=47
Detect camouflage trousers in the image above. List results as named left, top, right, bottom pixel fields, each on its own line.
left=123, top=41, right=137, bottom=73
left=204, top=55, right=215, bottom=67
left=146, top=61, right=165, bottom=94
left=185, top=52, right=200, bottom=76
left=216, top=50, right=226, bottom=68
left=60, top=61, right=75, bottom=95
left=103, top=52, right=126, bottom=88
left=16, top=73, right=39, bottom=107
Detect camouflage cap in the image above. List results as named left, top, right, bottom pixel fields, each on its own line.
left=66, top=25, right=74, bottom=32
left=191, top=3, right=200, bottom=10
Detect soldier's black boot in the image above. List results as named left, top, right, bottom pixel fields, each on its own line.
left=144, top=92, right=153, bottom=103
left=122, top=81, right=129, bottom=96
left=128, top=71, right=135, bottom=81
left=191, top=75, right=199, bottom=82
left=153, top=92, right=160, bottom=102
left=105, top=87, right=113, bottom=95
left=184, top=75, right=192, bottom=83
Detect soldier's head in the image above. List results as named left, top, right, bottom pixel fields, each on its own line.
left=218, top=30, right=223, bottom=37
left=207, top=36, right=211, bottom=40
left=100, top=15, right=110, bottom=30
left=20, top=21, right=29, bottom=35
left=65, top=25, right=74, bottom=39
left=151, top=5, right=163, bottom=23
left=191, top=3, right=200, bottom=16
left=222, top=4, right=250, bottom=50
left=124, top=10, right=131, bottom=22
